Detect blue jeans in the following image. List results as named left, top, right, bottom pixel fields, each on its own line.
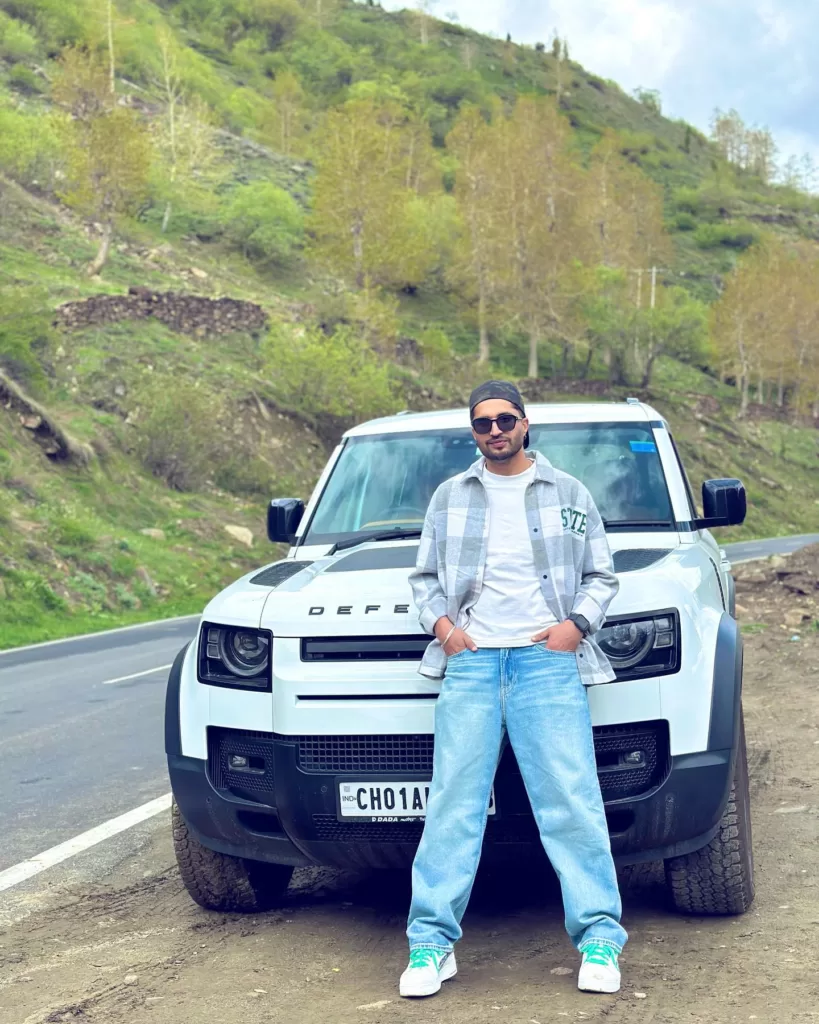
left=407, top=645, right=627, bottom=953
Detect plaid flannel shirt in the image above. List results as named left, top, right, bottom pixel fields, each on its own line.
left=409, top=450, right=619, bottom=685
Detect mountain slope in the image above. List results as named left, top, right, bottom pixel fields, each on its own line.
left=0, top=0, right=817, bottom=648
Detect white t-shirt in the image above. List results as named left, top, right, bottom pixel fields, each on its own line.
left=466, top=461, right=557, bottom=647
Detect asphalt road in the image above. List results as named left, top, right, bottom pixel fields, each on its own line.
left=722, top=532, right=819, bottom=564
left=0, top=533, right=816, bottom=878
left=0, top=616, right=198, bottom=871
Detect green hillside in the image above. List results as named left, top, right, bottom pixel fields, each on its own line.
left=1, top=0, right=818, bottom=648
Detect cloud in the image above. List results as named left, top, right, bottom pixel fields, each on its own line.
left=383, top=0, right=819, bottom=165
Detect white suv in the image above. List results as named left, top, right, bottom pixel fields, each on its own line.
left=165, top=401, right=753, bottom=916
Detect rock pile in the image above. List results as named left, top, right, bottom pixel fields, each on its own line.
left=55, top=289, right=268, bottom=339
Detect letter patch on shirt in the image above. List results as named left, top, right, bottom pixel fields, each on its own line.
left=560, top=506, right=587, bottom=537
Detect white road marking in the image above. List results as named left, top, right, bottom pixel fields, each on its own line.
left=0, top=794, right=172, bottom=893
left=0, top=614, right=200, bottom=657
left=102, top=664, right=173, bottom=685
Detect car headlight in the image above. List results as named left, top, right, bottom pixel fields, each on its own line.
left=198, top=623, right=272, bottom=691
left=597, top=611, right=679, bottom=678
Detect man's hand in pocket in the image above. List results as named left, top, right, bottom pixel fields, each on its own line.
left=531, top=620, right=583, bottom=652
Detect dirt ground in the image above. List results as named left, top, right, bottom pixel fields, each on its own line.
left=2, top=551, right=819, bottom=1024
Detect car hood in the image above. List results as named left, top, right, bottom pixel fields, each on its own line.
left=225, top=537, right=692, bottom=636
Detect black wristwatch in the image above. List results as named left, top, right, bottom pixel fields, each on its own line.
left=568, top=613, right=591, bottom=638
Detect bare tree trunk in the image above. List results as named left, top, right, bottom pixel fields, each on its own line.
left=87, top=221, right=113, bottom=276
left=352, top=219, right=364, bottom=289
left=739, top=372, right=750, bottom=417
left=641, top=352, right=658, bottom=388
left=161, top=201, right=172, bottom=234
left=477, top=280, right=489, bottom=363
left=580, top=345, right=594, bottom=379
left=527, top=330, right=539, bottom=379
left=561, top=339, right=571, bottom=376
left=756, top=371, right=765, bottom=404
left=777, top=367, right=785, bottom=407
left=106, top=0, right=116, bottom=95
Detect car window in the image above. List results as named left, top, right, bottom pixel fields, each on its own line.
left=303, top=422, right=673, bottom=545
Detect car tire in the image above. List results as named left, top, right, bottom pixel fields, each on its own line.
left=172, top=801, right=294, bottom=912
left=664, top=715, right=755, bottom=915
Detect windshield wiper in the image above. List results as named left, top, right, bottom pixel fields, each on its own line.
left=329, top=528, right=423, bottom=555
left=603, top=519, right=674, bottom=529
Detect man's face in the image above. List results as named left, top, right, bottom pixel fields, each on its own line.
left=471, top=398, right=528, bottom=463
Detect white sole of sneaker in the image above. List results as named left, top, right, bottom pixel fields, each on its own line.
left=399, top=956, right=458, bottom=998
left=577, top=972, right=621, bottom=994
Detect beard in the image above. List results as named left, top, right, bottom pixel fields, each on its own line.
left=479, top=433, right=524, bottom=462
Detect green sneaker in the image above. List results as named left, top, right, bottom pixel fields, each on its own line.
left=578, top=942, right=621, bottom=993
left=399, top=947, right=458, bottom=998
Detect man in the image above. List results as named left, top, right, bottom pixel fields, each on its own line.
left=401, top=380, right=626, bottom=999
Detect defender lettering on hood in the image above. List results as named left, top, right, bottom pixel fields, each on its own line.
left=308, top=604, right=411, bottom=615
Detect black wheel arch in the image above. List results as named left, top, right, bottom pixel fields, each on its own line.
left=164, top=641, right=191, bottom=758
left=707, top=612, right=744, bottom=757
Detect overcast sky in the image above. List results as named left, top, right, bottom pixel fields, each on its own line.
left=385, top=1, right=819, bottom=168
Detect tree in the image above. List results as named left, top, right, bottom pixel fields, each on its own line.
left=637, top=287, right=709, bottom=386
left=54, top=49, right=152, bottom=276
left=309, top=97, right=440, bottom=289
left=745, top=126, right=777, bottom=184
left=413, top=0, right=438, bottom=46
left=633, top=87, right=661, bottom=115
left=153, top=29, right=221, bottom=233
left=491, top=96, right=578, bottom=378
left=297, top=0, right=339, bottom=29
left=446, top=105, right=500, bottom=362
left=577, top=132, right=671, bottom=382
left=711, top=108, right=747, bottom=166
left=781, top=154, right=803, bottom=190
left=268, top=69, right=307, bottom=156
left=712, top=241, right=780, bottom=417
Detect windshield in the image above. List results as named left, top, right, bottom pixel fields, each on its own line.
left=302, top=422, right=673, bottom=545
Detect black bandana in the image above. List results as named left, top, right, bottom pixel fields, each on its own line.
left=468, top=380, right=526, bottom=418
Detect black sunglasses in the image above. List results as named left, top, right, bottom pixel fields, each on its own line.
left=471, top=413, right=524, bottom=435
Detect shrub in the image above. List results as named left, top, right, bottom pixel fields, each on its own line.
left=3, top=568, right=67, bottom=612
left=132, top=379, right=227, bottom=491
left=417, top=327, right=452, bottom=373
left=8, top=64, right=46, bottom=94
left=693, top=221, right=759, bottom=251
left=673, top=211, right=697, bottom=232
left=0, top=287, right=54, bottom=387
left=0, top=12, right=38, bottom=61
left=52, top=514, right=96, bottom=549
left=0, top=106, right=63, bottom=188
left=263, top=323, right=399, bottom=421
left=223, top=181, right=304, bottom=264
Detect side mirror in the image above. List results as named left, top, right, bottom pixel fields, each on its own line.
left=267, top=498, right=305, bottom=545
left=695, top=479, right=746, bottom=530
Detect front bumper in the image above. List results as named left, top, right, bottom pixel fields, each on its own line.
left=168, top=731, right=733, bottom=871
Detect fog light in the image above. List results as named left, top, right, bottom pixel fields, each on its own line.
left=621, top=750, right=646, bottom=767
left=229, top=754, right=250, bottom=770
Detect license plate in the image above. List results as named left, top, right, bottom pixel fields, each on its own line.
left=337, top=781, right=496, bottom=821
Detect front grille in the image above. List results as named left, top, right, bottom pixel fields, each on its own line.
left=301, top=635, right=430, bottom=662
left=289, top=722, right=668, bottom=801
left=292, top=733, right=435, bottom=774
left=311, top=815, right=540, bottom=844
left=208, top=728, right=276, bottom=799
left=312, top=815, right=425, bottom=843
